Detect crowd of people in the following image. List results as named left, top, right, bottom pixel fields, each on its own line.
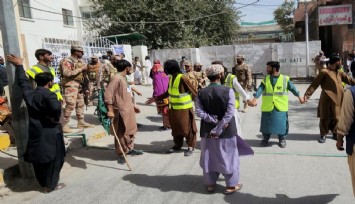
left=2, top=48, right=355, bottom=196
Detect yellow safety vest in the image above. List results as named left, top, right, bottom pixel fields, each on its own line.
left=225, top=73, right=240, bottom=108
left=261, top=74, right=289, bottom=112
left=26, top=65, right=63, bottom=101
left=168, top=74, right=193, bottom=110
left=339, top=67, right=346, bottom=87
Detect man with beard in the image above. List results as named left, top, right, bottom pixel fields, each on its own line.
left=26, top=49, right=62, bottom=101
left=105, top=60, right=143, bottom=164
left=196, top=64, right=254, bottom=194
left=183, top=61, right=198, bottom=92
left=146, top=60, right=197, bottom=156
left=250, top=61, right=304, bottom=148
left=7, top=54, right=65, bottom=192
left=304, top=53, right=355, bottom=143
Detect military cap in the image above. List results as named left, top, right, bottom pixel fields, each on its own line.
left=90, top=55, right=98, bottom=59
left=183, top=61, right=192, bottom=66
left=236, top=54, right=245, bottom=59
left=71, top=46, right=84, bottom=52
left=194, top=62, right=203, bottom=67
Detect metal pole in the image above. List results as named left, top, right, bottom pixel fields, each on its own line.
left=305, top=2, right=310, bottom=77
left=0, top=0, right=33, bottom=177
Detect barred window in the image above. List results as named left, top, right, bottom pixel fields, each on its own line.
left=18, top=0, right=32, bottom=19
left=62, top=9, right=74, bottom=26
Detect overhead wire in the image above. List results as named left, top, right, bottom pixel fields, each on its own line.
left=17, top=0, right=261, bottom=24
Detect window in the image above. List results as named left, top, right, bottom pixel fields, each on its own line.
left=18, top=0, right=32, bottom=19
left=62, top=9, right=74, bottom=26
left=81, top=12, right=92, bottom=19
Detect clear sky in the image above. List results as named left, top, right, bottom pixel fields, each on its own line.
left=236, top=0, right=288, bottom=23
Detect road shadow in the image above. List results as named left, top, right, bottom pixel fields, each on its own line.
left=146, top=116, right=163, bottom=123
left=224, top=192, right=338, bottom=204
left=136, top=102, right=154, bottom=107
left=70, top=113, right=101, bottom=125
left=122, top=173, right=338, bottom=203
left=122, top=174, right=207, bottom=194
left=64, top=139, right=117, bottom=169
left=3, top=165, right=42, bottom=193
left=137, top=124, right=164, bottom=132
left=254, top=133, right=320, bottom=141
left=134, top=139, right=201, bottom=154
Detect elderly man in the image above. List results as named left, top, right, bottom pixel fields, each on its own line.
left=196, top=64, right=253, bottom=194
left=232, top=55, right=252, bottom=113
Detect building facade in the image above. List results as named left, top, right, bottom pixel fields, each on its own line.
left=294, top=0, right=355, bottom=55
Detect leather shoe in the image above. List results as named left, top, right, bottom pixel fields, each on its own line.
left=318, top=136, right=326, bottom=143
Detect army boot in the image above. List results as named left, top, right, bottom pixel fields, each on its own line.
left=77, top=120, right=95, bottom=129
left=62, top=123, right=74, bottom=134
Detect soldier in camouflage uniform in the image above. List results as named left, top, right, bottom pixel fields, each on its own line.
left=232, top=54, right=252, bottom=113
left=183, top=61, right=198, bottom=92
left=60, top=46, right=94, bottom=133
left=193, top=62, right=207, bottom=90
left=87, top=55, right=100, bottom=103
left=98, top=55, right=117, bottom=89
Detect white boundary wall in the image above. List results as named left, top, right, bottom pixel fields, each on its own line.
left=151, top=41, right=321, bottom=78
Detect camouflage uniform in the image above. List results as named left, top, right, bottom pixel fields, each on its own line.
left=99, top=59, right=116, bottom=88
left=193, top=71, right=207, bottom=89
left=232, top=56, right=252, bottom=112
left=87, top=61, right=100, bottom=102
left=60, top=51, right=94, bottom=131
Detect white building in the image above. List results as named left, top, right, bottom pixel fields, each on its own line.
left=1, top=0, right=96, bottom=67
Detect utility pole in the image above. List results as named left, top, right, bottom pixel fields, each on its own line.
left=0, top=0, right=33, bottom=178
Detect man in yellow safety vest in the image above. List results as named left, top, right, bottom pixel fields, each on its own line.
left=26, top=49, right=62, bottom=101
left=146, top=60, right=197, bottom=156
left=250, top=61, right=304, bottom=148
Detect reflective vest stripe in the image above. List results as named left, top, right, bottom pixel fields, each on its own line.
left=261, top=74, right=289, bottom=112
left=27, top=65, right=63, bottom=101
left=168, top=74, right=193, bottom=110
left=225, top=74, right=240, bottom=108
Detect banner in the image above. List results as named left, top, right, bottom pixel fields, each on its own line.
left=319, top=4, right=352, bottom=26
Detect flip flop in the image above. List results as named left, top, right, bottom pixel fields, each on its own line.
left=223, top=184, right=243, bottom=195
left=207, top=184, right=216, bottom=193
left=55, top=183, right=66, bottom=191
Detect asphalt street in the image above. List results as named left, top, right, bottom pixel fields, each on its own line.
left=1, top=81, right=354, bottom=204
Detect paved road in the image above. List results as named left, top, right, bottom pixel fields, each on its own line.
left=1, top=81, right=354, bottom=203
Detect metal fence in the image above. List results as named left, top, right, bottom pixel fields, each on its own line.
left=43, top=34, right=114, bottom=77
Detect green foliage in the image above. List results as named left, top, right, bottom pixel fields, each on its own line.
left=88, top=0, right=240, bottom=49
left=273, top=1, right=295, bottom=36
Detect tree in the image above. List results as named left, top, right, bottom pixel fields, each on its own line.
left=87, top=0, right=241, bottom=49
left=273, top=1, right=295, bottom=37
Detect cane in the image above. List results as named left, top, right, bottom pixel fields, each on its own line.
left=110, top=120, right=132, bottom=171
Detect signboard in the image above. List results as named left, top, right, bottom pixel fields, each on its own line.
left=319, top=4, right=352, bottom=26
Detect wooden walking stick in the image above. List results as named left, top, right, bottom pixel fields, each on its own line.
left=110, top=120, right=132, bottom=171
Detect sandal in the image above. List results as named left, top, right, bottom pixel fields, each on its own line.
left=55, top=183, right=66, bottom=191
left=223, top=184, right=243, bottom=195
left=207, top=184, right=216, bottom=193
